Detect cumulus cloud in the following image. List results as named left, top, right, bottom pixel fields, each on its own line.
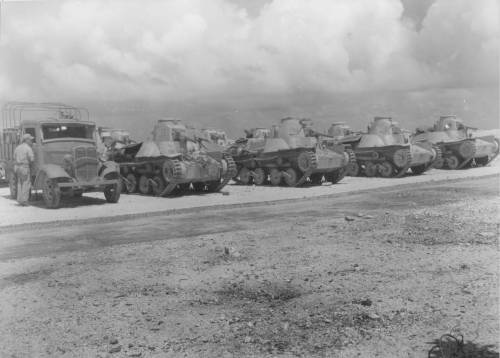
left=0, top=0, right=497, bottom=102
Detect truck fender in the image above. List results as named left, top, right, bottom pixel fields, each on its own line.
left=34, top=164, right=71, bottom=189
left=99, top=161, right=120, bottom=179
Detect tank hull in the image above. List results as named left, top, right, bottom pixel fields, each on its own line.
left=112, top=142, right=236, bottom=196
left=230, top=145, right=351, bottom=186
left=415, top=135, right=499, bottom=169
left=348, top=142, right=438, bottom=177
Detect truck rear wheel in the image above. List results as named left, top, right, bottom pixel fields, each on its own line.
left=9, top=172, right=17, bottom=199
left=104, top=182, right=121, bottom=203
left=42, top=178, right=61, bottom=209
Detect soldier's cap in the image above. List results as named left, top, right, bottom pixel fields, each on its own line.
left=22, top=133, right=34, bottom=141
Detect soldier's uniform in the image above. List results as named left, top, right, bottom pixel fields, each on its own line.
left=13, top=134, right=35, bottom=205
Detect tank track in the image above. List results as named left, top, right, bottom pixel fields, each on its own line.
left=394, top=148, right=412, bottom=178
left=294, top=151, right=317, bottom=187
left=430, top=144, right=442, bottom=168
left=211, top=154, right=237, bottom=192
left=456, top=140, right=476, bottom=169
left=344, top=148, right=358, bottom=176
left=158, top=159, right=184, bottom=196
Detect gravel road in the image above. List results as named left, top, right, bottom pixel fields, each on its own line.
left=0, top=175, right=498, bottom=357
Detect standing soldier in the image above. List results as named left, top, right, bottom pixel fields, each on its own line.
left=13, top=133, right=35, bottom=206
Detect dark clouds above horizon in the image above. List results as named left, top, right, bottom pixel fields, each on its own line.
left=0, top=0, right=498, bottom=136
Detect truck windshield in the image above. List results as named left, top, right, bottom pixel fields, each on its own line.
left=42, top=123, right=95, bottom=140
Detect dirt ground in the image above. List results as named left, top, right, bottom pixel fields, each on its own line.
left=0, top=175, right=498, bottom=357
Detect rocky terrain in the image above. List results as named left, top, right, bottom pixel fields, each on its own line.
left=0, top=175, right=498, bottom=357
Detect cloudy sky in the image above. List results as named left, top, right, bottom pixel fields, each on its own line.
left=0, top=0, right=498, bottom=138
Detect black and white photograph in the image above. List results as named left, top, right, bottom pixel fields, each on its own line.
left=0, top=0, right=498, bottom=357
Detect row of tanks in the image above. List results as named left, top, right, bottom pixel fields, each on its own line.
left=325, top=116, right=498, bottom=177
left=102, top=115, right=498, bottom=196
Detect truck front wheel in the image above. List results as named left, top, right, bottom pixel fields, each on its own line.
left=104, top=182, right=121, bottom=203
left=42, top=178, right=61, bottom=209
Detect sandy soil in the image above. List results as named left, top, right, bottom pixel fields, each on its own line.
left=0, top=176, right=498, bottom=357
left=0, top=159, right=499, bottom=227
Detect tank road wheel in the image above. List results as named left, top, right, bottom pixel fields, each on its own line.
left=253, top=168, right=267, bottom=185
left=138, top=175, right=151, bottom=194
left=326, top=169, right=344, bottom=184
left=269, top=168, right=282, bottom=186
left=310, top=173, right=323, bottom=185
left=379, top=161, right=394, bottom=178
left=151, top=175, right=166, bottom=196
left=238, top=167, right=252, bottom=185
left=104, top=182, right=121, bottom=203
left=283, top=168, right=299, bottom=186
left=297, top=151, right=317, bottom=172
left=124, top=173, right=138, bottom=193
left=8, top=172, right=17, bottom=199
left=345, top=162, right=360, bottom=177
left=446, top=155, right=459, bottom=169
left=364, top=162, right=377, bottom=177
left=433, top=157, right=444, bottom=169
left=42, top=178, right=61, bottom=209
left=411, top=164, right=427, bottom=175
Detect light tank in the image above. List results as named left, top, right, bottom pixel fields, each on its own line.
left=109, top=119, right=236, bottom=196
left=228, top=117, right=353, bottom=186
left=329, top=117, right=439, bottom=177
left=412, top=116, right=499, bottom=169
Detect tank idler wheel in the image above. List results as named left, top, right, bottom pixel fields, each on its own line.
left=124, top=173, right=138, bottom=193
left=138, top=175, right=151, bottom=194
left=446, top=155, right=460, bottom=169
left=42, top=177, right=61, bottom=209
left=310, top=173, right=323, bottom=185
left=379, top=161, right=394, bottom=178
left=346, top=162, right=360, bottom=177
left=151, top=175, right=166, bottom=196
left=283, top=168, right=299, bottom=186
left=433, top=157, right=444, bottom=169
left=269, top=168, right=282, bottom=186
left=252, top=168, right=267, bottom=185
left=104, top=182, right=121, bottom=203
left=238, top=167, right=252, bottom=185
left=364, top=163, right=377, bottom=177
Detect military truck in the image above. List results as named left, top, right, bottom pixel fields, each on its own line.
left=108, top=119, right=236, bottom=196
left=0, top=102, right=122, bottom=208
left=329, top=117, right=439, bottom=177
left=412, top=115, right=499, bottom=169
left=227, top=117, right=352, bottom=186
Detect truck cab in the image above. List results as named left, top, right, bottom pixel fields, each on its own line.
left=1, top=102, right=121, bottom=208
